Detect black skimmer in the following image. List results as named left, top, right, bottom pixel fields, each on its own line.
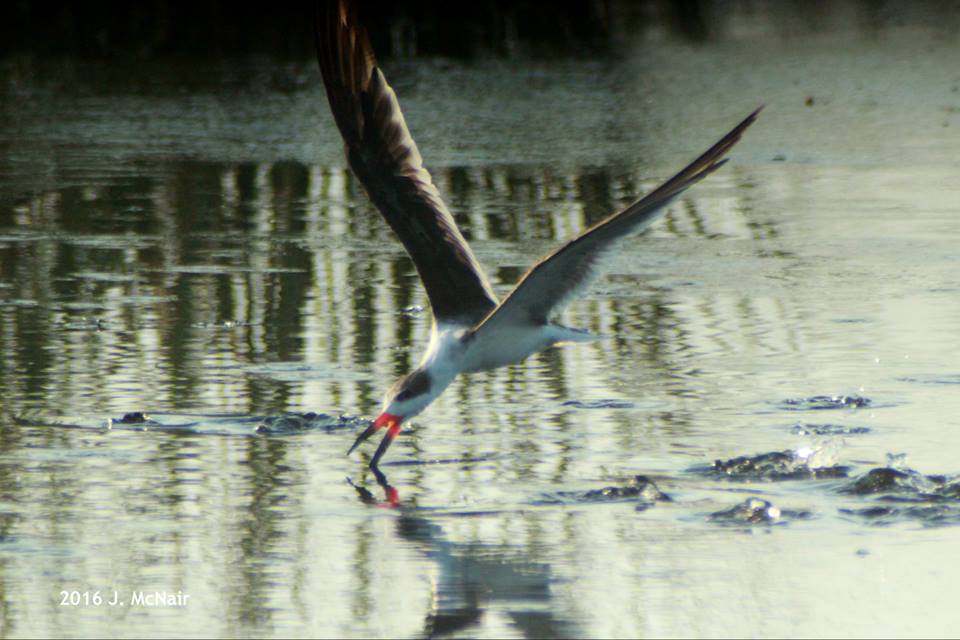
left=316, top=0, right=761, bottom=474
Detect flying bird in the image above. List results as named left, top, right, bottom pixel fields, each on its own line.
left=315, top=0, right=760, bottom=472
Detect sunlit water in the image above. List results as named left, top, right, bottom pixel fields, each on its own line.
left=3, top=15, right=960, bottom=639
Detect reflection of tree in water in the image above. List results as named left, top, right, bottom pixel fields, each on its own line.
left=4, top=1, right=958, bottom=59
left=228, top=436, right=300, bottom=631
left=0, top=158, right=785, bottom=422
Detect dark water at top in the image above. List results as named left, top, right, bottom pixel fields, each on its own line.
left=3, top=6, right=960, bottom=638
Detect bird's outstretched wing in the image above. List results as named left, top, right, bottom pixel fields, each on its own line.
left=315, top=0, right=498, bottom=324
left=470, top=107, right=762, bottom=337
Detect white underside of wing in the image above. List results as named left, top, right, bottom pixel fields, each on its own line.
left=466, top=237, right=623, bottom=346
left=459, top=322, right=598, bottom=373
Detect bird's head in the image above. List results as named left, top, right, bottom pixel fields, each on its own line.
left=348, top=367, right=440, bottom=465
left=375, top=367, right=436, bottom=428
left=349, top=365, right=457, bottom=469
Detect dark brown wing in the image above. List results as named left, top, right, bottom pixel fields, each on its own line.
left=315, top=0, right=498, bottom=324
left=470, top=107, right=762, bottom=335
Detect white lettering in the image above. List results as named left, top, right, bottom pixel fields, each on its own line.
left=129, top=591, right=190, bottom=607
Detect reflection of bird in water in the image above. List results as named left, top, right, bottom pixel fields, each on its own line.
left=316, top=0, right=761, bottom=473
left=349, top=478, right=572, bottom=638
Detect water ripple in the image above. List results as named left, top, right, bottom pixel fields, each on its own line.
left=708, top=497, right=813, bottom=526
left=540, top=475, right=672, bottom=510
left=776, top=395, right=872, bottom=411
left=697, top=449, right=851, bottom=481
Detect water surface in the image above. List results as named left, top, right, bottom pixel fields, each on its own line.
left=2, top=20, right=960, bottom=639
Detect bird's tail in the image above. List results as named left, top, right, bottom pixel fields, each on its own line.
left=549, top=323, right=607, bottom=345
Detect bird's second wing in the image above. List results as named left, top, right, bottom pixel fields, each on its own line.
left=469, top=107, right=761, bottom=335
left=315, top=0, right=498, bottom=325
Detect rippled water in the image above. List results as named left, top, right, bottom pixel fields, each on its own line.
left=3, top=16, right=960, bottom=639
